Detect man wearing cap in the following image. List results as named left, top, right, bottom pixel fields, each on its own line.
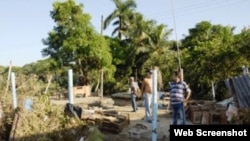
left=129, top=76, right=139, bottom=112
left=141, top=69, right=153, bottom=123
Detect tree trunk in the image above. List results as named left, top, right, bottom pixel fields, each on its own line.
left=94, top=70, right=100, bottom=92
left=118, top=16, right=122, bottom=39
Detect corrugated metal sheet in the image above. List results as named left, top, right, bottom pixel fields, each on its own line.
left=224, top=74, right=250, bottom=108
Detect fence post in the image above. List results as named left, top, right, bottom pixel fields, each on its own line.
left=152, top=69, right=158, bottom=141
left=11, top=72, right=17, bottom=110
left=68, top=69, right=74, bottom=104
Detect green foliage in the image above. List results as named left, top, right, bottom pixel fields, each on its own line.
left=106, top=37, right=133, bottom=79
left=0, top=70, right=91, bottom=141
left=42, top=0, right=114, bottom=86
left=86, top=127, right=105, bottom=141
left=140, top=23, right=174, bottom=83
left=104, top=0, right=174, bottom=92
left=104, top=0, right=137, bottom=38
left=234, top=27, right=250, bottom=67
left=181, top=21, right=248, bottom=100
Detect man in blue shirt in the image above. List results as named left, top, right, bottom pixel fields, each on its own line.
left=170, top=70, right=191, bottom=125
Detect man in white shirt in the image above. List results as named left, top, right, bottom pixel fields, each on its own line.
left=129, top=76, right=139, bottom=112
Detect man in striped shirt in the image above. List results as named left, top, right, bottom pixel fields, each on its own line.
left=170, top=70, right=191, bottom=125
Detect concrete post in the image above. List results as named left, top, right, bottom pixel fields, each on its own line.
left=68, top=69, right=74, bottom=104
left=152, top=69, right=158, bottom=141
left=11, top=72, right=17, bottom=110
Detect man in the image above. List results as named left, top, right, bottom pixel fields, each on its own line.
left=141, top=69, right=153, bottom=123
left=129, top=77, right=139, bottom=112
left=169, top=70, right=191, bottom=125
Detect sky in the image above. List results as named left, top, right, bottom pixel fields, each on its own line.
left=0, top=0, right=249, bottom=67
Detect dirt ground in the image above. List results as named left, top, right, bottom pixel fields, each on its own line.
left=51, top=96, right=192, bottom=141
left=103, top=105, right=171, bottom=141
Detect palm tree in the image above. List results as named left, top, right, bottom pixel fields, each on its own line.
left=134, top=21, right=172, bottom=80
left=104, top=0, right=137, bottom=39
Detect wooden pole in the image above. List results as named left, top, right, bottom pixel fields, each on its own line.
left=44, top=74, right=53, bottom=94
left=180, top=68, right=184, bottom=81
left=9, top=113, right=19, bottom=141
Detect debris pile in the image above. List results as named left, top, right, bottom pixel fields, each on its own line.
left=82, top=109, right=129, bottom=134
left=62, top=102, right=129, bottom=134
left=187, top=100, right=227, bottom=124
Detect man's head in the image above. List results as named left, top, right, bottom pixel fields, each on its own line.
left=146, top=69, right=152, bottom=77
left=173, top=70, right=181, bottom=82
left=130, top=76, right=134, bottom=80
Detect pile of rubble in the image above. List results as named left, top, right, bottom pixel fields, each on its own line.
left=187, top=100, right=228, bottom=124
left=63, top=98, right=129, bottom=134
left=81, top=109, right=129, bottom=134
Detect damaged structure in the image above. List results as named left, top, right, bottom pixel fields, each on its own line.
left=188, top=73, right=250, bottom=125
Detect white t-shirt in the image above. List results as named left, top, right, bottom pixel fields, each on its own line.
left=130, top=81, right=139, bottom=94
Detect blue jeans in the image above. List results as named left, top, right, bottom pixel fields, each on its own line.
left=130, top=94, right=137, bottom=111
left=171, top=103, right=186, bottom=125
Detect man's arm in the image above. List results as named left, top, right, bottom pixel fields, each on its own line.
left=183, top=81, right=191, bottom=101
left=185, top=89, right=191, bottom=101
left=140, top=79, right=145, bottom=98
